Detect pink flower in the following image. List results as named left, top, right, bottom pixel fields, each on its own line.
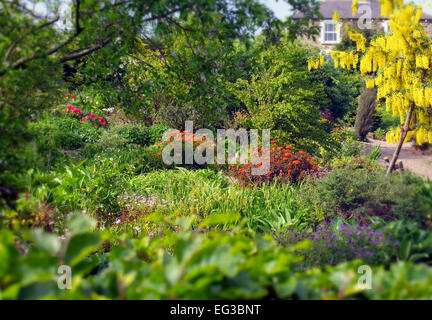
left=67, top=105, right=72, bottom=109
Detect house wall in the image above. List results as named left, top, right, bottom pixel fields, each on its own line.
left=298, top=19, right=432, bottom=50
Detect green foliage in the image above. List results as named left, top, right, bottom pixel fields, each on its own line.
left=320, top=127, right=362, bottom=162
left=300, top=168, right=430, bottom=224
left=4, top=213, right=432, bottom=299
left=233, top=40, right=338, bottom=154
left=373, top=128, right=386, bottom=140
left=117, top=123, right=170, bottom=147
left=355, top=86, right=378, bottom=141
left=123, top=168, right=310, bottom=233
left=309, top=62, right=362, bottom=119
left=30, top=117, right=101, bottom=151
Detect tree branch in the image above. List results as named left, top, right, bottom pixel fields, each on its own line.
left=59, top=38, right=112, bottom=62
left=75, top=0, right=82, bottom=36
left=4, top=15, right=60, bottom=64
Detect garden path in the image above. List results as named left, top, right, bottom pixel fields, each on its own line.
left=363, top=139, right=432, bottom=179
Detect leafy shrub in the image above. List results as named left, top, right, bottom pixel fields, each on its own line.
left=354, top=86, right=377, bottom=141
left=374, top=128, right=386, bottom=140
left=65, top=105, right=108, bottom=128
left=228, top=142, right=320, bottom=186
left=118, top=124, right=150, bottom=146
left=116, top=123, right=170, bottom=147
left=300, top=168, right=418, bottom=223
left=147, top=124, right=170, bottom=144
left=320, top=127, right=361, bottom=162
left=331, top=155, right=381, bottom=172
left=232, top=41, right=339, bottom=154
left=3, top=214, right=432, bottom=299
left=309, top=62, right=362, bottom=120
left=30, top=117, right=101, bottom=151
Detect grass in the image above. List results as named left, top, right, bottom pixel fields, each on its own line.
left=108, top=168, right=313, bottom=234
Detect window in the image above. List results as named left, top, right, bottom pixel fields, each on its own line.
left=382, top=20, right=389, bottom=34
left=320, top=21, right=340, bottom=44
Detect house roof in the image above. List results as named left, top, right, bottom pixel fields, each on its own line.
left=292, top=0, right=432, bottom=21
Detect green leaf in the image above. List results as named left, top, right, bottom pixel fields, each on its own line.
left=67, top=213, right=97, bottom=235
left=65, top=233, right=101, bottom=266
left=399, top=236, right=412, bottom=261
left=32, top=229, right=61, bottom=255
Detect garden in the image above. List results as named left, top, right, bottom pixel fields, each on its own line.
left=1, top=0, right=432, bottom=301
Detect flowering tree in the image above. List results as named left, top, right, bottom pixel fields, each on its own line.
left=309, top=0, right=432, bottom=174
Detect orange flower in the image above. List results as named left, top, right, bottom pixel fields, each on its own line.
left=270, top=140, right=277, bottom=144
left=157, top=152, right=161, bottom=156
left=299, top=151, right=306, bottom=155
left=286, top=145, right=293, bottom=149
left=288, top=169, right=292, bottom=174
left=293, top=160, right=300, bottom=165
left=313, top=162, right=318, bottom=165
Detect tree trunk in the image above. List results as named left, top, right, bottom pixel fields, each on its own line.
left=386, top=102, right=415, bottom=175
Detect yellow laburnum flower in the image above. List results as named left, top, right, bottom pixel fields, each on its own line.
left=352, top=0, right=359, bottom=16
left=333, top=11, right=340, bottom=22
left=422, top=56, right=429, bottom=69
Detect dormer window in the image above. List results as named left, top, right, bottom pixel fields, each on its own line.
left=320, top=21, right=341, bottom=44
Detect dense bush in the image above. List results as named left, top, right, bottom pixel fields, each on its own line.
left=118, top=123, right=170, bottom=147
left=30, top=117, right=101, bottom=151
left=309, top=62, right=362, bottom=120
left=228, top=142, right=320, bottom=185
left=233, top=40, right=339, bottom=154
left=354, top=86, right=377, bottom=141
left=300, top=168, right=432, bottom=224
